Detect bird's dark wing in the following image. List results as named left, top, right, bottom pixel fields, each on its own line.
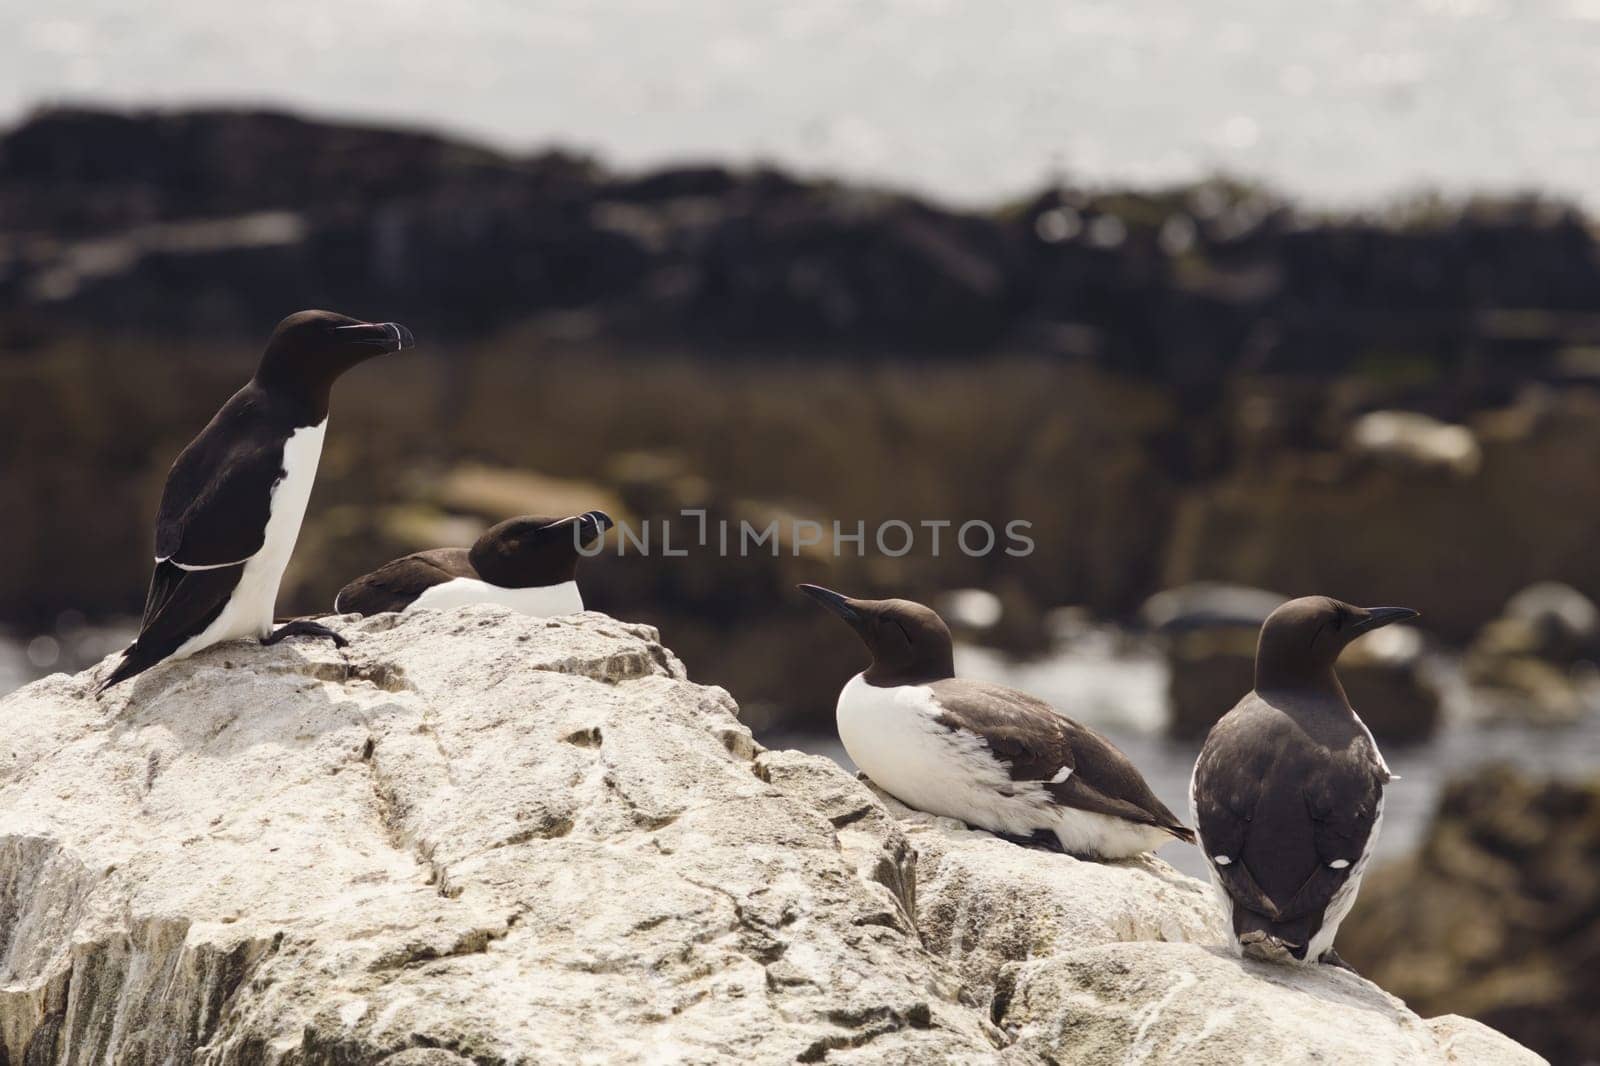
left=1193, top=706, right=1290, bottom=918
left=102, top=561, right=245, bottom=690
left=927, top=678, right=1192, bottom=836
left=1277, top=761, right=1384, bottom=919
left=1195, top=693, right=1384, bottom=925
left=334, top=549, right=471, bottom=614
left=155, top=391, right=284, bottom=567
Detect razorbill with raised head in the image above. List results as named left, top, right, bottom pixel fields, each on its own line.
left=100, top=310, right=413, bottom=692
left=1190, top=595, right=1418, bottom=967
left=799, top=584, right=1194, bottom=859
left=333, top=511, right=613, bottom=617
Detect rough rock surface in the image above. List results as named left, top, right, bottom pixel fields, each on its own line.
left=750, top=750, right=1223, bottom=1001
left=0, top=607, right=1541, bottom=1064
left=991, top=942, right=1546, bottom=1066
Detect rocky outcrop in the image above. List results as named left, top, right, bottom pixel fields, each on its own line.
left=1341, top=766, right=1600, bottom=1066
left=1164, top=388, right=1600, bottom=645
left=0, top=607, right=1542, bottom=1063
left=1461, top=584, right=1600, bottom=726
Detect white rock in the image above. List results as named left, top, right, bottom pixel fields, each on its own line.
left=0, top=606, right=1542, bottom=1065
left=993, top=941, right=1546, bottom=1066
left=867, top=785, right=1225, bottom=997
left=0, top=607, right=995, bottom=1064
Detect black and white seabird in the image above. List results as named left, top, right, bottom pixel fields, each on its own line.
left=799, top=585, right=1194, bottom=859
left=1190, top=595, right=1418, bottom=967
left=333, top=511, right=613, bottom=616
left=100, top=310, right=414, bottom=692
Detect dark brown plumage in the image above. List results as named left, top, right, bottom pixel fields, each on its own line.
left=335, top=511, right=612, bottom=615
left=1192, top=596, right=1417, bottom=964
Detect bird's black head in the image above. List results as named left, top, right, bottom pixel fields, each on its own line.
left=798, top=585, right=956, bottom=686
left=254, top=310, right=414, bottom=413
left=469, top=511, right=613, bottom=588
left=1255, top=595, right=1419, bottom=693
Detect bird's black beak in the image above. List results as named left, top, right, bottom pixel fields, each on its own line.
left=1348, top=606, right=1420, bottom=637
left=334, top=321, right=415, bottom=352
left=798, top=584, right=861, bottom=625
left=568, top=510, right=614, bottom=547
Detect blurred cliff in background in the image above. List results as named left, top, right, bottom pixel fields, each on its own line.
left=3, top=106, right=1600, bottom=1061
left=6, top=108, right=1600, bottom=696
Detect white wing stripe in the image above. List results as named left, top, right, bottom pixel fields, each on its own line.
left=158, top=555, right=255, bottom=571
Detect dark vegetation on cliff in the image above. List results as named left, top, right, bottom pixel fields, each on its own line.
left=6, top=105, right=1600, bottom=380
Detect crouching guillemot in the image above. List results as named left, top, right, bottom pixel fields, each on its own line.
left=1191, top=596, right=1417, bottom=968
left=800, top=585, right=1194, bottom=859
left=101, top=310, right=414, bottom=692
left=333, top=511, right=613, bottom=617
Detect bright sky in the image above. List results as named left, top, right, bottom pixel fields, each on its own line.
left=5, top=0, right=1600, bottom=208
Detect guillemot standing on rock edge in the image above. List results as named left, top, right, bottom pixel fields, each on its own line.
left=100, top=310, right=413, bottom=692
left=799, top=585, right=1194, bottom=859
left=333, top=511, right=613, bottom=616
left=1191, top=596, right=1417, bottom=968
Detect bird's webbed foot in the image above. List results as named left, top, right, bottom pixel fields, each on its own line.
left=262, top=619, right=349, bottom=648
left=993, top=828, right=1066, bottom=852
left=1318, top=948, right=1358, bottom=973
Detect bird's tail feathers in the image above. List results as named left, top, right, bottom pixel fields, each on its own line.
left=1234, top=909, right=1313, bottom=963
left=98, top=645, right=152, bottom=694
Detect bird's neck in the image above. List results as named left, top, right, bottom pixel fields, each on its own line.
left=250, top=372, right=331, bottom=426
left=863, top=651, right=955, bottom=687
left=1255, top=662, right=1349, bottom=708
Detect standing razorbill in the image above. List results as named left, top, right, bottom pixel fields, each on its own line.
left=333, top=511, right=613, bottom=616
left=100, top=310, right=414, bottom=692
left=1190, top=595, right=1418, bottom=967
left=799, top=585, right=1194, bottom=859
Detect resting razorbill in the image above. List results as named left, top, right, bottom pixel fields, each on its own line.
left=334, top=511, right=613, bottom=616
left=1191, top=595, right=1417, bottom=967
left=799, top=584, right=1194, bottom=859
left=100, top=310, right=413, bottom=692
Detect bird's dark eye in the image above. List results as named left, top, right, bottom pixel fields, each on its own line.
left=1332, top=607, right=1347, bottom=631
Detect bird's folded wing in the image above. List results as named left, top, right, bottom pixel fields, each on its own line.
left=335, top=550, right=465, bottom=613
left=155, top=429, right=283, bottom=568
left=130, top=560, right=246, bottom=652
left=1049, top=773, right=1168, bottom=827
left=1195, top=748, right=1381, bottom=921
left=927, top=679, right=1077, bottom=781
left=927, top=680, right=1183, bottom=830
left=1272, top=776, right=1384, bottom=920
left=1193, top=747, right=1289, bottom=918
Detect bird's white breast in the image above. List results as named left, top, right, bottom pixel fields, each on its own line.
left=258, top=419, right=326, bottom=573
left=173, top=420, right=326, bottom=658
left=407, top=578, right=583, bottom=617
